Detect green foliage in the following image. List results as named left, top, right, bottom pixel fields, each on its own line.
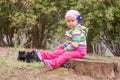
left=71, top=0, right=120, bottom=56
left=0, top=0, right=120, bottom=55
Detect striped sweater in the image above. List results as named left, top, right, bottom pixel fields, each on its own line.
left=64, top=24, right=88, bottom=51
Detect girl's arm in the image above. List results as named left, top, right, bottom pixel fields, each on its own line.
left=64, top=29, right=82, bottom=51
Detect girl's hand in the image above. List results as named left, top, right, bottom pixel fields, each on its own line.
left=58, top=45, right=65, bottom=49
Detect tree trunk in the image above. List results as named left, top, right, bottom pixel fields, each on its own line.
left=87, top=29, right=93, bottom=53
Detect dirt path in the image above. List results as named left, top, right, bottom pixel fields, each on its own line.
left=0, top=47, right=102, bottom=80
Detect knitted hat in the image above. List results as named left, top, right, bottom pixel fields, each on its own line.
left=65, top=10, right=82, bottom=23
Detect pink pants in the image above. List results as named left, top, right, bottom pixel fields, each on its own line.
left=38, top=48, right=86, bottom=68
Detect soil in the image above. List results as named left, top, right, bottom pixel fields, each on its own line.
left=0, top=47, right=108, bottom=80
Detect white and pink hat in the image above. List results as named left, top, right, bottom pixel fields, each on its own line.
left=65, top=10, right=82, bottom=23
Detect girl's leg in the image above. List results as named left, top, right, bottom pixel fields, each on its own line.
left=44, top=49, right=86, bottom=69
left=35, top=49, right=65, bottom=60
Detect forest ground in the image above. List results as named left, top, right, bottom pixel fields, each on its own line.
left=0, top=47, right=119, bottom=80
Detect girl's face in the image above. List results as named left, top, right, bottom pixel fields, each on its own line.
left=65, top=16, right=78, bottom=29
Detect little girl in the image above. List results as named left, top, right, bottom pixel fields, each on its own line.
left=34, top=10, right=88, bottom=69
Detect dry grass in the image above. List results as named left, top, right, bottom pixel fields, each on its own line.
left=0, top=47, right=120, bottom=80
